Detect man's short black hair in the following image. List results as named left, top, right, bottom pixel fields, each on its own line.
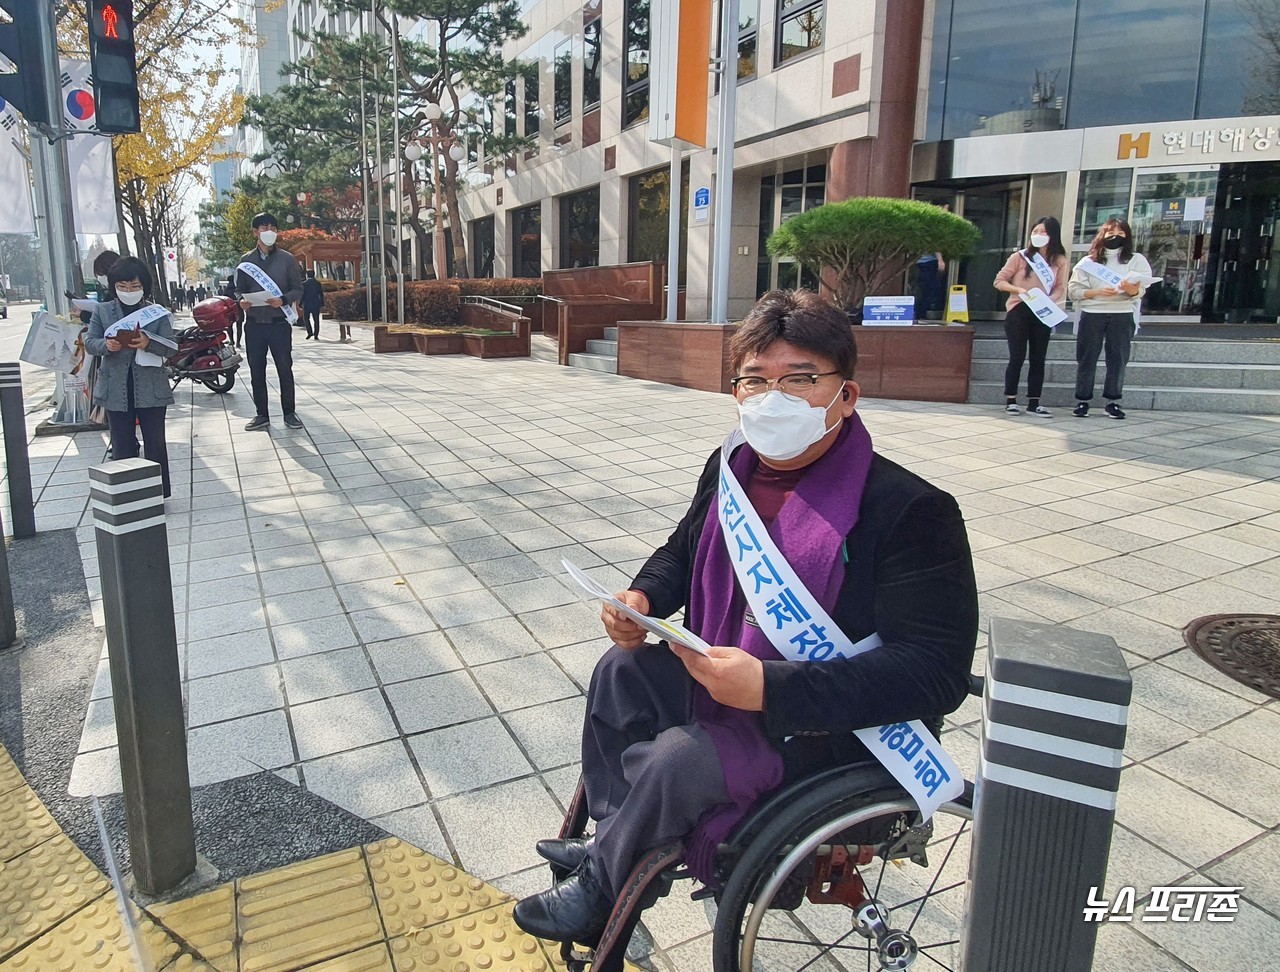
left=729, top=290, right=856, bottom=378
left=106, top=256, right=153, bottom=300
left=305, top=269, right=316, bottom=279
left=92, top=250, right=120, bottom=276
left=252, top=212, right=278, bottom=229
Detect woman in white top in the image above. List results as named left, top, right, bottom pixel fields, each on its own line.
left=1066, top=218, right=1152, bottom=419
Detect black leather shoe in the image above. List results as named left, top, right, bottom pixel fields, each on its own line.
left=244, top=415, right=270, bottom=431
left=283, top=413, right=304, bottom=429
left=536, top=837, right=591, bottom=872
left=512, top=856, right=612, bottom=945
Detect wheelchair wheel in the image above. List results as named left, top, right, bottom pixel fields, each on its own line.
left=712, top=776, right=973, bottom=972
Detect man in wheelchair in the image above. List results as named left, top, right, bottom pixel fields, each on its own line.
left=513, top=289, right=979, bottom=947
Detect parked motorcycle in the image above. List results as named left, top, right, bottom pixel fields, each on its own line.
left=172, top=296, right=242, bottom=393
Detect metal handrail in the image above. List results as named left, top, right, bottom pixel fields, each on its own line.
left=462, top=295, right=524, bottom=315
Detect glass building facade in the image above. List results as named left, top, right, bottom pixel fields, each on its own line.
left=927, top=0, right=1264, bottom=142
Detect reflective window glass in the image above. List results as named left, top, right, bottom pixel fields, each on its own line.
left=939, top=0, right=1075, bottom=140
left=511, top=204, right=541, bottom=278
left=925, top=0, right=954, bottom=142
left=559, top=186, right=600, bottom=268
left=504, top=80, right=516, bottom=139
left=524, top=62, right=541, bottom=138
left=627, top=163, right=690, bottom=283
left=777, top=0, right=823, bottom=65
left=583, top=18, right=602, bottom=110
left=1067, top=0, right=1202, bottom=128
left=1198, top=1, right=1272, bottom=118
left=1074, top=169, right=1133, bottom=248
left=554, top=38, right=572, bottom=126
left=624, top=0, right=650, bottom=127
left=471, top=216, right=495, bottom=278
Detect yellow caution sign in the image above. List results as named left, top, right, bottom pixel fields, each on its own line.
left=945, top=285, right=969, bottom=323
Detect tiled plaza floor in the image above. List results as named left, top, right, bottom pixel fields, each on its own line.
left=7, top=328, right=1280, bottom=970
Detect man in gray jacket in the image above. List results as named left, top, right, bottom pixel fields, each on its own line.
left=236, top=212, right=304, bottom=430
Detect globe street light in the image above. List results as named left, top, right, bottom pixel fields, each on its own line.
left=404, top=141, right=423, bottom=163
left=448, top=142, right=466, bottom=162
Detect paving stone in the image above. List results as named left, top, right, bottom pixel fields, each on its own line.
left=187, top=710, right=295, bottom=787
left=436, top=776, right=565, bottom=881
left=281, top=647, right=378, bottom=704
left=1147, top=737, right=1280, bottom=827
left=385, top=670, right=493, bottom=734
left=518, top=602, right=605, bottom=650
left=290, top=689, right=399, bottom=761
left=366, top=632, right=463, bottom=684
left=272, top=616, right=361, bottom=658
left=471, top=654, right=580, bottom=713
left=303, top=740, right=426, bottom=818
left=369, top=808, right=450, bottom=861
left=1127, top=661, right=1256, bottom=732
left=503, top=697, right=587, bottom=770
left=349, top=601, right=438, bottom=644
left=444, top=617, right=545, bottom=667
left=187, top=628, right=277, bottom=679
left=187, top=665, right=285, bottom=727
left=408, top=717, right=533, bottom=797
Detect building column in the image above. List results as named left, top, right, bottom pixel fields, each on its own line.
left=827, top=0, right=925, bottom=202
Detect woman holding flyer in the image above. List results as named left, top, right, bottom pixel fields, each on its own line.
left=993, top=216, right=1068, bottom=416
left=1067, top=218, right=1153, bottom=420
left=85, top=256, right=178, bottom=497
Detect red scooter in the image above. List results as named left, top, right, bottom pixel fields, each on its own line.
left=171, top=296, right=242, bottom=393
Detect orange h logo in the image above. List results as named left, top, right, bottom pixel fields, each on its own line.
left=1117, top=132, right=1150, bottom=160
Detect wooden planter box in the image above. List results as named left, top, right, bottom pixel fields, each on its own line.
left=412, top=333, right=464, bottom=355
left=616, top=321, right=974, bottom=403
left=373, top=326, right=417, bottom=353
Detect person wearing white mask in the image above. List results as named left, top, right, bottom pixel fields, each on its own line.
left=993, top=216, right=1068, bottom=416
left=84, top=256, right=177, bottom=497
left=1067, top=217, right=1152, bottom=419
left=514, top=289, right=979, bottom=947
left=235, top=212, right=304, bottom=431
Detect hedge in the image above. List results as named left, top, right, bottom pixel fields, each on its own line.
left=327, top=278, right=543, bottom=323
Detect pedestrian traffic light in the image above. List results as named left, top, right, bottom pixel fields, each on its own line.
left=0, top=0, right=51, bottom=126
left=87, top=0, right=140, bottom=134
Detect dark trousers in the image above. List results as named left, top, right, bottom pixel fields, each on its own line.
left=107, top=405, right=170, bottom=498
left=245, top=320, right=296, bottom=418
left=583, top=645, right=729, bottom=897
left=1003, top=301, right=1053, bottom=400
left=1075, top=311, right=1134, bottom=402
left=303, top=309, right=321, bottom=338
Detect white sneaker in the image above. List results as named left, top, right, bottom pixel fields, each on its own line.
left=1005, top=403, right=1020, bottom=414
left=1029, top=405, right=1051, bottom=416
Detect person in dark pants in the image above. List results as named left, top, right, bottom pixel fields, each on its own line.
left=84, top=256, right=177, bottom=498
left=300, top=269, right=325, bottom=340
left=1067, top=218, right=1153, bottom=420
left=992, top=216, right=1068, bottom=416
left=185, top=285, right=196, bottom=309
left=236, top=212, right=304, bottom=431
left=195, top=284, right=208, bottom=303
left=512, top=290, right=978, bottom=946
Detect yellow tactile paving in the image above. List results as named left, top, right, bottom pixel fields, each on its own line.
left=149, top=883, right=237, bottom=972
left=0, top=831, right=112, bottom=960
left=0, top=786, right=62, bottom=864
left=4, top=892, right=183, bottom=970
left=366, top=838, right=507, bottom=937
left=388, top=906, right=554, bottom=972
left=0, top=749, right=23, bottom=797
left=304, top=942, right=396, bottom=971
left=236, top=848, right=384, bottom=972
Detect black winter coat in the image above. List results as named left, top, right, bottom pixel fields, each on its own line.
left=630, top=445, right=980, bottom=780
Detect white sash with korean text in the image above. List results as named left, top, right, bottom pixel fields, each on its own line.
left=1077, top=257, right=1141, bottom=329
left=1020, top=251, right=1057, bottom=294
left=717, top=432, right=964, bottom=819
left=237, top=260, right=298, bottom=324
left=105, top=303, right=177, bottom=366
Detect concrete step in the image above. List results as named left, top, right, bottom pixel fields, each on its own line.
left=603, top=326, right=619, bottom=342
left=586, top=339, right=618, bottom=356
left=971, top=359, right=1280, bottom=390
left=969, top=380, right=1280, bottom=414
left=567, top=352, right=618, bottom=374
left=971, top=336, right=1280, bottom=365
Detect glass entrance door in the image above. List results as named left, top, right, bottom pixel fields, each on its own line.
left=956, top=182, right=1026, bottom=318
left=1130, top=168, right=1217, bottom=317
left=1206, top=161, right=1280, bottom=324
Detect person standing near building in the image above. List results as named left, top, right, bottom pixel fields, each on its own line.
left=195, top=283, right=208, bottom=303
left=185, top=284, right=196, bottom=309
left=84, top=256, right=178, bottom=498
left=1067, top=218, right=1152, bottom=420
left=300, top=269, right=325, bottom=340
left=236, top=212, right=304, bottom=430
left=993, top=216, right=1068, bottom=416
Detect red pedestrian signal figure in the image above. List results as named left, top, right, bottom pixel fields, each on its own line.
left=101, top=3, right=119, bottom=39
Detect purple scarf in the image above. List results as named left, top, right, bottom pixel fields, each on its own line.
left=682, top=415, right=875, bottom=885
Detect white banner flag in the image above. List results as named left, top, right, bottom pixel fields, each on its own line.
left=0, top=98, right=35, bottom=234
left=60, top=59, right=120, bottom=236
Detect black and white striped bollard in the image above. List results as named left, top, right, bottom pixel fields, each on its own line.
left=90, top=457, right=195, bottom=894
left=962, top=617, right=1132, bottom=972
left=0, top=362, right=35, bottom=538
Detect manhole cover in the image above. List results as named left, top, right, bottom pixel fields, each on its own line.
left=1184, top=614, right=1280, bottom=700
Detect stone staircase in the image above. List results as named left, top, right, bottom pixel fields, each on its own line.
left=968, top=333, right=1280, bottom=415
left=567, top=326, right=618, bottom=374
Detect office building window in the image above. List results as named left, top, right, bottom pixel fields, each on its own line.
left=511, top=204, right=541, bottom=278
left=471, top=216, right=495, bottom=278
left=554, top=38, right=573, bottom=126
left=715, top=0, right=760, bottom=91
left=776, top=0, right=823, bottom=65
left=559, top=186, right=600, bottom=268
left=583, top=16, right=602, bottom=111
left=504, top=79, right=516, bottom=139
left=524, top=61, right=540, bottom=139
left=623, top=0, right=650, bottom=127
left=628, top=163, right=689, bottom=284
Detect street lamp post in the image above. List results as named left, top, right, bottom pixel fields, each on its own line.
left=405, top=102, right=465, bottom=282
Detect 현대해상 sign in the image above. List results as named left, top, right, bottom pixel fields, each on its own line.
left=862, top=296, right=916, bottom=324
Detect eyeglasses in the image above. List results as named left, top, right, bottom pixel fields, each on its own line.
left=730, top=372, right=842, bottom=398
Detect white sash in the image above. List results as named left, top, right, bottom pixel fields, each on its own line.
left=717, top=432, right=964, bottom=819
left=1077, top=258, right=1141, bottom=328
left=237, top=259, right=298, bottom=324
left=104, top=304, right=176, bottom=367
left=1020, top=251, right=1057, bottom=294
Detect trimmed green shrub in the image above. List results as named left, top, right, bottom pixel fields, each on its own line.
left=767, top=198, right=981, bottom=313
left=326, top=282, right=461, bottom=325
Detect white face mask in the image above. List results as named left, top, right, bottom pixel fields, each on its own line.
left=96, top=274, right=109, bottom=288
left=116, top=288, right=144, bottom=306
left=258, top=230, right=278, bottom=247
left=737, top=385, right=844, bottom=461
left=1029, top=233, right=1050, bottom=248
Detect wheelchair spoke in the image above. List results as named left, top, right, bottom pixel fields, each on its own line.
left=918, top=940, right=960, bottom=950
left=752, top=933, right=870, bottom=953
left=905, top=818, right=969, bottom=935
left=888, top=879, right=967, bottom=914
left=916, top=945, right=958, bottom=971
